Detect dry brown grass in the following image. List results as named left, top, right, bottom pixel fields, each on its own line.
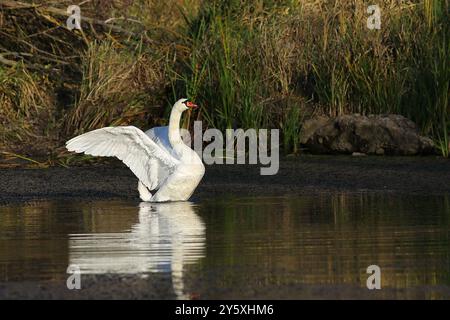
left=63, top=40, right=167, bottom=136
left=0, top=0, right=448, bottom=162
left=0, top=65, right=55, bottom=156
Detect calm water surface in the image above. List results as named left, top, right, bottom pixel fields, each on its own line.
left=1, top=194, right=450, bottom=299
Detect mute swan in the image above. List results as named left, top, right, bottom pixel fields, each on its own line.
left=66, top=98, right=205, bottom=202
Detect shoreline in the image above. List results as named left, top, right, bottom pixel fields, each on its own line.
left=2, top=155, right=450, bottom=300
left=3, top=275, right=449, bottom=300
left=1, top=155, right=450, bottom=205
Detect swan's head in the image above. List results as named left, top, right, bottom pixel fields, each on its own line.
left=174, top=98, right=198, bottom=112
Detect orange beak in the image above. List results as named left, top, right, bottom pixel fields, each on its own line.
left=186, top=101, right=198, bottom=109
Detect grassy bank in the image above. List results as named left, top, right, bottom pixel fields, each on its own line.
left=0, top=0, right=448, bottom=165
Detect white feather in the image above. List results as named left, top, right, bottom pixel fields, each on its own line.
left=66, top=98, right=205, bottom=202
left=66, top=126, right=179, bottom=191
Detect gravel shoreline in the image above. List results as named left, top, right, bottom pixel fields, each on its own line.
left=1, top=155, right=450, bottom=205
left=3, top=274, right=450, bottom=300
left=2, top=155, right=450, bottom=299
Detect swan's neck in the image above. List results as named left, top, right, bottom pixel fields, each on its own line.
left=168, top=105, right=203, bottom=165
left=168, top=107, right=183, bottom=147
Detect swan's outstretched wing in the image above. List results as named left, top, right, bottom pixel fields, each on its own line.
left=145, top=126, right=191, bottom=158
left=66, top=126, right=179, bottom=190
left=145, top=126, right=171, bottom=153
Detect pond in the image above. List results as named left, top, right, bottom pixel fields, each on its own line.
left=1, top=194, right=449, bottom=299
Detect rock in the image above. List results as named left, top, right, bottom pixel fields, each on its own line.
left=300, top=114, right=435, bottom=155
left=352, top=152, right=367, bottom=157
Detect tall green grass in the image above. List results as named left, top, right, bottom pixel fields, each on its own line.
left=167, top=0, right=448, bottom=154
left=0, top=0, right=448, bottom=158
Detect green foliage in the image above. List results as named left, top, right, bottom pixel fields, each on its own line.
left=0, top=0, right=449, bottom=158
left=168, top=0, right=448, bottom=154
left=280, top=101, right=302, bottom=155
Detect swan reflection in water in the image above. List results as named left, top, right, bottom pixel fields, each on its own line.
left=68, top=202, right=205, bottom=299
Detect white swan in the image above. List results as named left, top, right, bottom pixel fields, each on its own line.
left=66, top=98, right=205, bottom=202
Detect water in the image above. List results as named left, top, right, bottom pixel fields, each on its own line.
left=1, top=194, right=450, bottom=299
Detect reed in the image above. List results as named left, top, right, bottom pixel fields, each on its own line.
left=0, top=0, right=448, bottom=160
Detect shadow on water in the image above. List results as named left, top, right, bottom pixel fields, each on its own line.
left=197, top=194, right=450, bottom=299
left=0, top=193, right=450, bottom=299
